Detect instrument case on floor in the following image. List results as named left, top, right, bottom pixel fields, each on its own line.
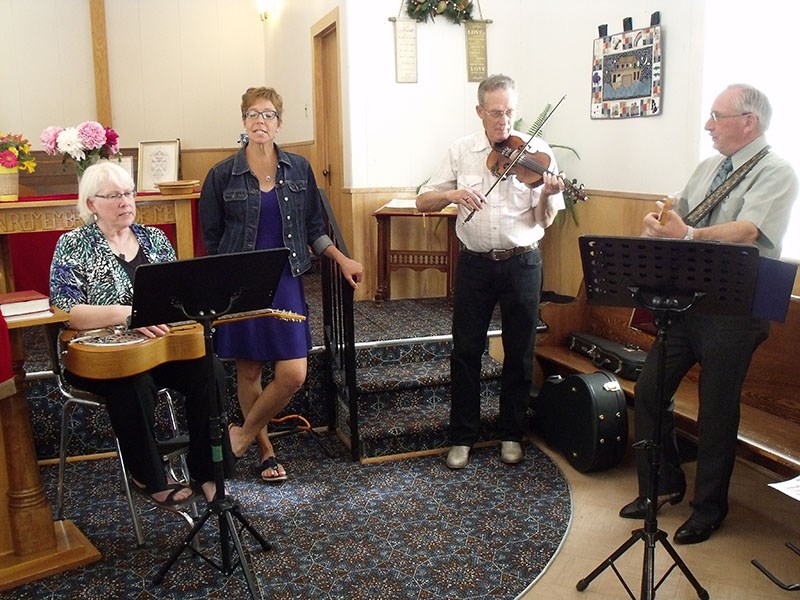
left=567, top=332, right=647, bottom=381
left=532, top=371, right=628, bottom=472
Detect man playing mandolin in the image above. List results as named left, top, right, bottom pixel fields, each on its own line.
left=620, top=83, right=798, bottom=544
left=50, top=161, right=235, bottom=509
left=416, top=73, right=565, bottom=469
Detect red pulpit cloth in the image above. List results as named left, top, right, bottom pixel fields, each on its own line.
left=9, top=193, right=201, bottom=294
left=0, top=314, right=15, bottom=399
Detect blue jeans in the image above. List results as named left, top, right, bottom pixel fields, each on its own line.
left=449, top=249, right=542, bottom=446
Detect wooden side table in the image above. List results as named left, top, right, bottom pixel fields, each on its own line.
left=373, top=203, right=460, bottom=302
left=0, top=308, right=100, bottom=591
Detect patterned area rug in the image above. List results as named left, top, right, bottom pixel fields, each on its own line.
left=4, top=433, right=570, bottom=599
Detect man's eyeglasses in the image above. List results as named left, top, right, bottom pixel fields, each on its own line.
left=94, top=191, right=135, bottom=201
left=709, top=111, right=751, bottom=122
left=244, top=109, right=279, bottom=121
left=484, top=108, right=516, bottom=120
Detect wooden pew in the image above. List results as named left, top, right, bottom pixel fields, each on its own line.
left=534, top=285, right=800, bottom=478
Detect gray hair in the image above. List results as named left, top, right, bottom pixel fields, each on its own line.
left=76, top=161, right=135, bottom=224
left=727, top=83, right=772, bottom=131
left=478, top=74, right=517, bottom=106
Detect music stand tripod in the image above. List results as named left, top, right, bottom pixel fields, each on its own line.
left=574, top=235, right=761, bottom=600
left=128, top=249, right=292, bottom=600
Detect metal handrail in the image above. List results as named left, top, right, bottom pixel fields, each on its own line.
left=318, top=189, right=360, bottom=460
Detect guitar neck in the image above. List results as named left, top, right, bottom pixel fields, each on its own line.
left=213, top=307, right=306, bottom=325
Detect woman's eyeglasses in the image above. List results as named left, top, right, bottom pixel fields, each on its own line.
left=244, top=109, right=279, bottom=121
left=94, top=191, right=135, bottom=201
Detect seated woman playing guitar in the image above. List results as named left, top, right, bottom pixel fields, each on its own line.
left=49, top=161, right=235, bottom=508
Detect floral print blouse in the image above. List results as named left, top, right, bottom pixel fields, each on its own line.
left=50, top=222, right=175, bottom=312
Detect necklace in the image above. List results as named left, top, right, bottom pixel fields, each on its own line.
left=106, top=228, right=135, bottom=261
left=265, top=175, right=272, bottom=182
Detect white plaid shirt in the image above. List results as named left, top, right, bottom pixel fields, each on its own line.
left=420, top=130, right=564, bottom=253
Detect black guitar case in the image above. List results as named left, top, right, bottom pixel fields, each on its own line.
left=567, top=332, right=647, bottom=381
left=532, top=371, right=628, bottom=472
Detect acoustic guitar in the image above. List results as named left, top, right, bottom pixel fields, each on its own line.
left=61, top=308, right=305, bottom=380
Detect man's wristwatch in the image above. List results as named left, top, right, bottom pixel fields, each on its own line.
left=683, top=226, right=694, bottom=240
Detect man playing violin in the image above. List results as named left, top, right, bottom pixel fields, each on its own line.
left=416, top=73, right=565, bottom=469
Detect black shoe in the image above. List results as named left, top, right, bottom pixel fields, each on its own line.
left=618, top=490, right=685, bottom=519
left=674, top=517, right=719, bottom=545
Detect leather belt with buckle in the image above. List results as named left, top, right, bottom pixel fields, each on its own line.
left=462, top=244, right=538, bottom=261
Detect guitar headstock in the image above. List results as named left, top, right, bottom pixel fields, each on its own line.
left=263, top=308, right=306, bottom=322
left=657, top=196, right=675, bottom=224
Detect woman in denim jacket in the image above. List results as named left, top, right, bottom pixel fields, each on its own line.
left=199, top=86, right=362, bottom=482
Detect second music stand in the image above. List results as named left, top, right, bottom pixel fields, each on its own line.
left=130, top=248, right=290, bottom=600
left=574, top=235, right=761, bottom=600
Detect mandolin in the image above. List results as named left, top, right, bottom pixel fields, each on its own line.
left=61, top=308, right=305, bottom=379
left=629, top=195, right=678, bottom=335
left=657, top=195, right=675, bottom=224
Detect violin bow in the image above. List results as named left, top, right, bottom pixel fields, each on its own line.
left=464, top=94, right=567, bottom=224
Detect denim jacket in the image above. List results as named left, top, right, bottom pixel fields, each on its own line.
left=199, top=144, right=333, bottom=277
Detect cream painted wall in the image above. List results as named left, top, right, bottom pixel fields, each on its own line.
left=1, top=0, right=95, bottom=138
left=342, top=0, right=704, bottom=195
left=258, top=0, right=341, bottom=145
left=2, top=0, right=705, bottom=197
left=105, top=0, right=266, bottom=148
left=1, top=0, right=265, bottom=151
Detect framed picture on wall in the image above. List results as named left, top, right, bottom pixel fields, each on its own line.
left=590, top=25, right=662, bottom=119
left=119, top=156, right=134, bottom=183
left=137, top=139, right=180, bottom=191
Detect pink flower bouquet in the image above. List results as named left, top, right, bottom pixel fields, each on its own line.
left=41, top=121, right=121, bottom=176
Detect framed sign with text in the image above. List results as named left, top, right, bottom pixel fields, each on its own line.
left=393, top=19, right=417, bottom=83
left=465, top=21, right=487, bottom=82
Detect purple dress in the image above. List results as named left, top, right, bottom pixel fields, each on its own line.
left=213, top=189, right=312, bottom=361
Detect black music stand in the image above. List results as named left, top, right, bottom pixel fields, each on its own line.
left=574, top=235, right=762, bottom=600
left=130, top=248, right=290, bottom=600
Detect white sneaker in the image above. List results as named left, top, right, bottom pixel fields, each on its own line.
left=500, top=441, right=523, bottom=464
left=446, top=445, right=470, bottom=469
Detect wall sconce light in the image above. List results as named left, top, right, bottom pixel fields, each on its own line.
left=257, top=0, right=278, bottom=21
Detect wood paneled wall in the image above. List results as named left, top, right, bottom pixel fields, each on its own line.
left=22, top=150, right=796, bottom=302
left=341, top=188, right=661, bottom=303
left=539, top=190, right=658, bottom=297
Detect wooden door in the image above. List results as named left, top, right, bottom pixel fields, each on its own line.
left=312, top=10, right=351, bottom=244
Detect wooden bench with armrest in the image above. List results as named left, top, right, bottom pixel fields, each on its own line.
left=534, top=283, right=800, bottom=478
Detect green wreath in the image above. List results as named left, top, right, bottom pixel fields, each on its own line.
left=406, top=0, right=474, bottom=24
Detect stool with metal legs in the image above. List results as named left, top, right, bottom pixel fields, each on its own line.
left=46, top=323, right=198, bottom=546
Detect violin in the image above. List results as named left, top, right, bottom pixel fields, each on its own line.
left=486, top=135, right=588, bottom=202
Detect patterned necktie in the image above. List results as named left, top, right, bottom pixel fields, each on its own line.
left=708, top=157, right=733, bottom=195
left=693, top=157, right=734, bottom=227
